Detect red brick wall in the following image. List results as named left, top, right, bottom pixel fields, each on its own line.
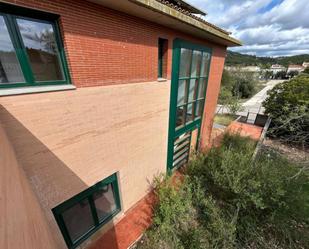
left=2, top=0, right=226, bottom=145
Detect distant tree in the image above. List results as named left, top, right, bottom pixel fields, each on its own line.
left=275, top=70, right=287, bottom=79
left=264, top=70, right=273, bottom=79
left=287, top=70, right=299, bottom=78
left=231, top=71, right=256, bottom=99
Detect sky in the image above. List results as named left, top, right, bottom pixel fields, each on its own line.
left=187, top=0, right=309, bottom=57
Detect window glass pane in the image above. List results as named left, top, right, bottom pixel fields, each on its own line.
left=176, top=105, right=185, bottom=128
left=179, top=48, right=192, bottom=78
left=186, top=103, right=193, bottom=123
left=195, top=100, right=204, bottom=118
left=188, top=79, right=197, bottom=102
left=190, top=50, right=202, bottom=77
left=177, top=80, right=186, bottom=106
left=0, top=16, right=25, bottom=84
left=62, top=198, right=95, bottom=242
left=17, top=18, right=64, bottom=81
left=198, top=78, right=207, bottom=99
left=93, top=183, right=117, bottom=222
left=201, top=52, right=210, bottom=77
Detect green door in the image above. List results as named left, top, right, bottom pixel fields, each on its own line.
left=167, top=39, right=212, bottom=171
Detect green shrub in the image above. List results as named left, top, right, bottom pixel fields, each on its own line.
left=219, top=70, right=257, bottom=101
left=138, top=134, right=309, bottom=249
left=263, top=75, right=309, bottom=147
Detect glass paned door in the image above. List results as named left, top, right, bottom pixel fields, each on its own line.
left=167, top=39, right=211, bottom=171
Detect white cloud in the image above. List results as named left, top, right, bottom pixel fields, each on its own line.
left=187, top=0, right=309, bottom=56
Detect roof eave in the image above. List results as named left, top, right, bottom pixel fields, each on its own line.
left=131, top=0, right=241, bottom=46
left=87, top=0, right=242, bottom=47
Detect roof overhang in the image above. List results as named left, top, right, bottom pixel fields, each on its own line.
left=87, top=0, right=242, bottom=47
left=167, top=0, right=206, bottom=15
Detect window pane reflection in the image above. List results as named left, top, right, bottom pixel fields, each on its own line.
left=179, top=48, right=192, bottom=78
left=177, top=80, right=186, bottom=106
left=188, top=79, right=197, bottom=102
left=186, top=103, right=193, bottom=123
left=93, top=183, right=117, bottom=222
left=190, top=50, right=202, bottom=77
left=0, top=16, right=25, bottom=83
left=201, top=52, right=210, bottom=77
left=198, top=78, right=207, bottom=99
left=62, top=198, right=95, bottom=242
left=195, top=100, right=203, bottom=117
left=176, top=106, right=185, bottom=128
left=17, top=18, right=64, bottom=81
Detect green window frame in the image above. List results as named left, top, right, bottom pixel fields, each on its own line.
left=0, top=2, right=71, bottom=89
left=52, top=173, right=121, bottom=249
left=167, top=39, right=212, bottom=171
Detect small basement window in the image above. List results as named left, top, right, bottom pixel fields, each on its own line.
left=0, top=2, right=71, bottom=89
left=158, top=38, right=168, bottom=79
left=52, top=173, right=121, bottom=249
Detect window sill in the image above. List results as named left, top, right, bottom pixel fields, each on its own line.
left=0, top=84, right=76, bottom=97
left=157, top=78, right=168, bottom=82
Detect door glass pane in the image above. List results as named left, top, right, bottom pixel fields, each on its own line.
left=176, top=105, right=185, bottom=128
left=177, top=80, right=186, bottom=106
left=93, top=183, right=117, bottom=222
left=201, top=52, right=210, bottom=77
left=198, top=78, right=207, bottom=99
left=188, top=79, right=197, bottom=102
left=0, top=16, right=25, bottom=84
left=186, top=103, right=193, bottom=123
left=16, top=18, right=64, bottom=81
left=179, top=48, right=192, bottom=78
left=195, top=100, right=203, bottom=118
left=62, top=198, right=95, bottom=242
left=190, top=50, right=202, bottom=77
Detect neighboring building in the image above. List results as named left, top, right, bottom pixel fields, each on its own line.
left=270, top=64, right=286, bottom=74
left=287, top=64, right=304, bottom=73
left=0, top=1, right=240, bottom=249
left=302, top=62, right=309, bottom=68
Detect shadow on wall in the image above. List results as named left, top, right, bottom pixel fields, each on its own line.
left=0, top=105, right=119, bottom=249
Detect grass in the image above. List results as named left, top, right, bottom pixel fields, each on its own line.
left=214, top=114, right=238, bottom=126
left=137, top=134, right=309, bottom=249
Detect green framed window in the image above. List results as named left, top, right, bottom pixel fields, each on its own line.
left=52, top=173, right=121, bottom=249
left=167, top=39, right=212, bottom=171
left=175, top=48, right=210, bottom=130
left=0, top=2, right=71, bottom=89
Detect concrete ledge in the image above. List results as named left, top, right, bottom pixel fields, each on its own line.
left=0, top=84, right=76, bottom=97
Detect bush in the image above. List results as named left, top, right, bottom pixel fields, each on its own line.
left=263, top=75, right=309, bottom=147
left=219, top=70, right=257, bottom=101
left=232, top=72, right=256, bottom=99
left=138, top=134, right=309, bottom=249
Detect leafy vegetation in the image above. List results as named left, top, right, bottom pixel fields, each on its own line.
left=137, top=134, right=309, bottom=249
left=220, top=69, right=257, bottom=99
left=263, top=75, right=309, bottom=147
left=214, top=114, right=238, bottom=126
left=226, top=51, right=309, bottom=68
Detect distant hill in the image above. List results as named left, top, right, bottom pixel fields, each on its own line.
left=226, top=51, right=309, bottom=68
